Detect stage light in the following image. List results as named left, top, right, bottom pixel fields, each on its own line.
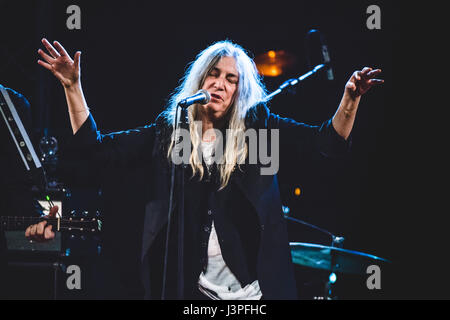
left=294, top=187, right=301, bottom=197
left=329, top=272, right=337, bottom=284
left=270, top=66, right=281, bottom=76
left=254, top=50, right=296, bottom=77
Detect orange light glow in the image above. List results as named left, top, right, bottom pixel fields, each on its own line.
left=270, top=66, right=279, bottom=76
left=255, top=49, right=296, bottom=77
left=256, top=65, right=282, bottom=77
left=294, top=188, right=301, bottom=197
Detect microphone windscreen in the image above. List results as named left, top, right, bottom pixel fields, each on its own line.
left=198, top=89, right=211, bottom=104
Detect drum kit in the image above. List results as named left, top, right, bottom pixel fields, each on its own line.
left=290, top=242, right=389, bottom=276
left=290, top=242, right=390, bottom=300
left=284, top=214, right=391, bottom=299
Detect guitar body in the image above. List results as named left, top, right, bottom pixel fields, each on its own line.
left=4, top=230, right=61, bottom=252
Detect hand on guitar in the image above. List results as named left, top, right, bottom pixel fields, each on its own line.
left=25, top=206, right=59, bottom=242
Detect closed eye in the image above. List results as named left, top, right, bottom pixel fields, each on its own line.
left=227, top=76, right=238, bottom=84
left=209, top=68, right=238, bottom=82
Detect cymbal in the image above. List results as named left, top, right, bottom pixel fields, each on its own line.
left=255, top=50, right=296, bottom=77
left=290, top=242, right=390, bottom=275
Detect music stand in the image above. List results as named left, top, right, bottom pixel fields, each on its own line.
left=0, top=85, right=63, bottom=299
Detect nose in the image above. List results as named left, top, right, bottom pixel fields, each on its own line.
left=212, top=77, right=225, bottom=91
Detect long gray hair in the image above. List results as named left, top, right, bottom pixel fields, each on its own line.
left=161, top=40, right=268, bottom=189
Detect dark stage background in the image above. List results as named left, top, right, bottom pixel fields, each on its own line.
left=1, top=0, right=446, bottom=300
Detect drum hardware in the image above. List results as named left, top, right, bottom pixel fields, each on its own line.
left=284, top=210, right=390, bottom=299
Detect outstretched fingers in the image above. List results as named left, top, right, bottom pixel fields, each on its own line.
left=364, top=68, right=384, bottom=86
left=361, top=67, right=373, bottom=76
left=368, top=78, right=384, bottom=85
left=37, top=59, right=53, bottom=71
left=366, top=69, right=382, bottom=78
left=37, top=48, right=55, bottom=64
left=355, top=68, right=384, bottom=84
left=352, top=70, right=362, bottom=82
left=73, top=51, right=81, bottom=69
left=41, top=38, right=60, bottom=59
left=53, top=40, right=70, bottom=58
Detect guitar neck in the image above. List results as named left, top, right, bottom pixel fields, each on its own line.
left=1, top=216, right=101, bottom=233
left=1, top=216, right=53, bottom=231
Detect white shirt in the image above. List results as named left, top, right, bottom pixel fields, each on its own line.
left=197, top=141, right=262, bottom=300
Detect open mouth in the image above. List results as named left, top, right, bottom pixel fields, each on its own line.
left=210, top=93, right=223, bottom=101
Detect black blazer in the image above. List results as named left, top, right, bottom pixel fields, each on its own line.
left=67, top=103, right=350, bottom=299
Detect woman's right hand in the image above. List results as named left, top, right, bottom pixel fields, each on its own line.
left=38, top=38, right=81, bottom=89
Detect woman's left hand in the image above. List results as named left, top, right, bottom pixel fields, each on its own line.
left=346, top=67, right=384, bottom=98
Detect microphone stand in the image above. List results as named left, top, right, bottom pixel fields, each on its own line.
left=161, top=91, right=209, bottom=300
left=263, top=64, right=327, bottom=103
left=176, top=105, right=188, bottom=300
left=161, top=103, right=188, bottom=300
left=283, top=213, right=344, bottom=248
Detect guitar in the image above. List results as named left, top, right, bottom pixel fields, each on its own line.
left=0, top=216, right=102, bottom=233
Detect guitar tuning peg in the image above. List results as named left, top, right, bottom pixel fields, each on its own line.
left=95, top=210, right=101, bottom=218
left=70, top=210, right=77, bottom=217
left=82, top=211, right=89, bottom=217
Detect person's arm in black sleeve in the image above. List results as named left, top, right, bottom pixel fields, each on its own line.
left=265, top=67, right=384, bottom=158
left=61, top=113, right=156, bottom=186
left=267, top=110, right=351, bottom=159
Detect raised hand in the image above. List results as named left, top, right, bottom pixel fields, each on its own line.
left=38, top=38, right=81, bottom=88
left=346, top=67, right=384, bottom=99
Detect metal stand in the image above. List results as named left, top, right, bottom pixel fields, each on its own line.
left=162, top=104, right=188, bottom=300
left=283, top=212, right=344, bottom=300
left=263, top=64, right=327, bottom=102
left=0, top=86, right=50, bottom=192
left=176, top=106, right=188, bottom=299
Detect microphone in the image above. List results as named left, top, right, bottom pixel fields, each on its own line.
left=305, top=29, right=334, bottom=81
left=178, top=89, right=211, bottom=108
